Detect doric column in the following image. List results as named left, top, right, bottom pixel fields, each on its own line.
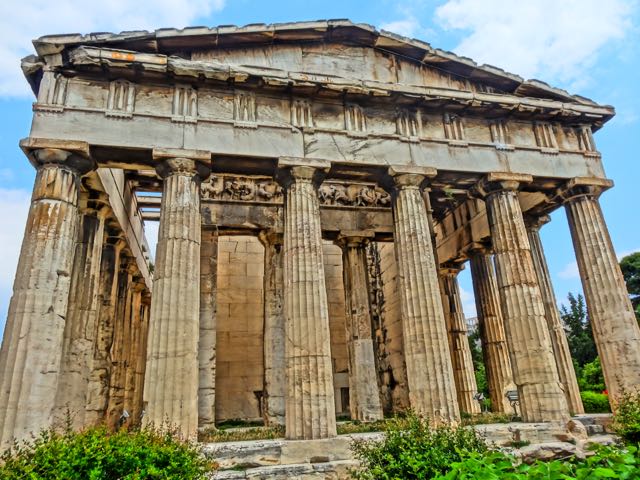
left=124, top=277, right=145, bottom=425
left=132, top=289, right=151, bottom=427
left=106, top=257, right=136, bottom=429
left=337, top=231, right=384, bottom=422
left=526, top=215, right=584, bottom=414
left=475, top=173, right=568, bottom=422
left=439, top=264, right=480, bottom=415
left=198, top=228, right=218, bottom=430
left=277, top=157, right=337, bottom=440
left=468, top=246, right=515, bottom=413
left=143, top=149, right=209, bottom=440
left=259, top=230, right=286, bottom=427
left=85, top=235, right=126, bottom=425
left=53, top=195, right=109, bottom=429
left=389, top=166, right=459, bottom=423
left=561, top=177, right=640, bottom=405
left=0, top=144, right=94, bottom=447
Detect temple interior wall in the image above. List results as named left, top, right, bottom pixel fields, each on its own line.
left=213, top=236, right=350, bottom=422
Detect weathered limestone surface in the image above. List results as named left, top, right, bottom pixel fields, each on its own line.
left=144, top=154, right=208, bottom=439
left=0, top=148, right=92, bottom=447
left=279, top=159, right=337, bottom=439
left=53, top=199, right=108, bottom=428
left=390, top=168, right=459, bottom=423
left=84, top=237, right=125, bottom=424
left=337, top=232, right=383, bottom=422
left=526, top=216, right=584, bottom=414
left=563, top=179, right=640, bottom=405
left=479, top=173, right=568, bottom=422
left=260, top=231, right=286, bottom=426
left=439, top=266, right=480, bottom=415
left=469, top=249, right=515, bottom=413
left=199, top=229, right=218, bottom=430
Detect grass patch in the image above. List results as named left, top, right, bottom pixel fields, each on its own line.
left=199, top=425, right=284, bottom=443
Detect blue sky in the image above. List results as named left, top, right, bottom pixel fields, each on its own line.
left=0, top=0, right=639, bottom=338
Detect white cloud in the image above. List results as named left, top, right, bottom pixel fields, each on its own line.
left=435, top=0, right=635, bottom=85
left=558, top=261, right=580, bottom=280
left=0, top=0, right=226, bottom=97
left=380, top=18, right=422, bottom=38
left=144, top=220, right=159, bottom=262
left=0, top=188, right=31, bottom=331
left=459, top=286, right=477, bottom=319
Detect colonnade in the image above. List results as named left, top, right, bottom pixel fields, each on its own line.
left=1, top=149, right=639, bottom=445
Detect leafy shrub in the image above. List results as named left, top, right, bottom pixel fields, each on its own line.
left=0, top=426, right=213, bottom=479
left=438, top=444, right=640, bottom=479
left=613, top=390, right=640, bottom=443
left=578, top=357, right=606, bottom=392
left=350, top=412, right=487, bottom=479
left=581, top=391, right=611, bottom=413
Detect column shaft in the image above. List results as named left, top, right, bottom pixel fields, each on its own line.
left=527, top=220, right=584, bottom=414
left=84, top=238, right=125, bottom=425
left=469, top=251, right=515, bottom=413
left=339, top=234, right=384, bottom=422
left=391, top=170, right=459, bottom=422
left=144, top=156, right=205, bottom=439
left=261, top=231, right=286, bottom=426
left=0, top=149, right=90, bottom=446
left=565, top=188, right=640, bottom=404
left=440, top=269, right=480, bottom=414
left=482, top=177, right=568, bottom=422
left=198, top=229, right=218, bottom=430
left=281, top=162, right=336, bottom=440
left=53, top=204, right=107, bottom=428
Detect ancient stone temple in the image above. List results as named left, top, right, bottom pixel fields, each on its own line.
left=1, top=20, right=639, bottom=447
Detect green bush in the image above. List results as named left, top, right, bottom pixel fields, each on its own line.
left=578, top=357, right=606, bottom=392
left=0, top=426, right=214, bottom=479
left=613, top=391, right=640, bottom=443
left=350, top=412, right=487, bottom=479
left=581, top=391, right=611, bottom=413
left=438, top=444, right=640, bottom=479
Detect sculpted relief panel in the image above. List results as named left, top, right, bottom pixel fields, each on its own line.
left=201, top=175, right=390, bottom=208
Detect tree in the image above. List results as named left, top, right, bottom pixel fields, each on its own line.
left=560, top=292, right=597, bottom=367
left=620, top=252, right=640, bottom=320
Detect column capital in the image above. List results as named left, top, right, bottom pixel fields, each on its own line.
left=465, top=241, right=493, bottom=257
left=336, top=230, right=374, bottom=248
left=472, top=172, right=533, bottom=199
left=152, top=148, right=211, bottom=179
left=439, top=261, right=465, bottom=277
left=276, top=157, right=330, bottom=188
left=258, top=229, right=284, bottom=247
left=387, top=165, right=437, bottom=190
left=524, top=214, right=551, bottom=231
left=556, top=177, right=613, bottom=203
left=20, top=138, right=95, bottom=175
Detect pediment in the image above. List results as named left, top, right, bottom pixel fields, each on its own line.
left=28, top=19, right=602, bottom=108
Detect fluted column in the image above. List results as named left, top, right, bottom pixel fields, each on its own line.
left=85, top=236, right=126, bottom=425
left=53, top=197, right=109, bottom=429
left=259, top=230, right=286, bottom=427
left=526, top=215, right=584, bottom=414
left=123, top=277, right=145, bottom=426
left=132, top=290, right=151, bottom=427
left=476, top=173, right=568, bottom=422
left=389, top=166, right=459, bottom=423
left=469, top=247, right=515, bottom=413
left=278, top=158, right=336, bottom=440
left=0, top=145, right=94, bottom=447
left=337, top=231, right=384, bottom=422
left=439, top=265, right=480, bottom=415
left=198, top=228, right=218, bottom=430
left=144, top=150, right=210, bottom=439
left=562, top=178, right=640, bottom=405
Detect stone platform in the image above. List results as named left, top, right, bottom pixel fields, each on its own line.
left=203, top=415, right=615, bottom=479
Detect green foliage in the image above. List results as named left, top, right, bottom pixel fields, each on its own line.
left=613, top=391, right=640, bottom=443
left=621, top=252, right=640, bottom=321
left=581, top=391, right=612, bottom=413
left=561, top=292, right=597, bottom=367
left=0, top=426, right=213, bottom=479
left=436, top=444, right=640, bottom=479
left=350, top=412, right=487, bottom=479
left=578, top=357, right=606, bottom=392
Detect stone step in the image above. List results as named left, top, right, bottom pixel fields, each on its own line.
left=208, top=460, right=359, bottom=479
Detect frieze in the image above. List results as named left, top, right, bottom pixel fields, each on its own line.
left=201, top=175, right=390, bottom=208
